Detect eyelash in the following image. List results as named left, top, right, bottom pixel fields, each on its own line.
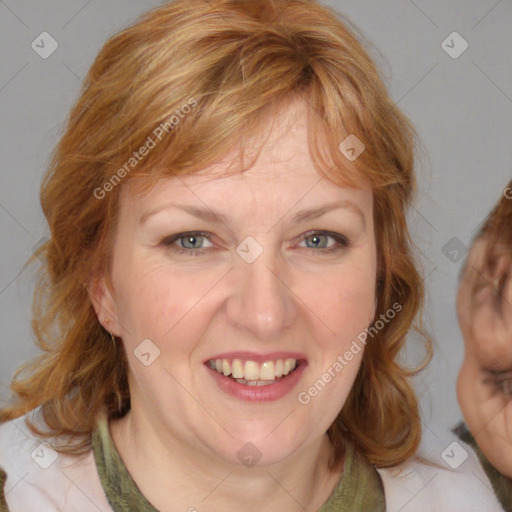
left=161, top=230, right=350, bottom=257
left=161, top=231, right=212, bottom=257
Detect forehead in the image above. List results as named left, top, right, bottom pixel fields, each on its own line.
left=188, top=96, right=321, bottom=184
left=122, top=97, right=371, bottom=214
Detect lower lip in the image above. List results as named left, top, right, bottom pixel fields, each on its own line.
left=206, top=361, right=307, bottom=402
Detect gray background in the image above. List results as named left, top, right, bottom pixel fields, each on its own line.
left=1, top=0, right=511, bottom=431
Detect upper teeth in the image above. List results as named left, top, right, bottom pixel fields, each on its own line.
left=207, top=358, right=298, bottom=381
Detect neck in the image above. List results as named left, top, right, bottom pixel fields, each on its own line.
left=109, top=409, right=343, bottom=512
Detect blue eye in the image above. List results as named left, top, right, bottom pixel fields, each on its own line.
left=304, top=233, right=330, bottom=249
left=299, top=231, right=349, bottom=252
left=162, top=231, right=213, bottom=255
left=179, top=234, right=207, bottom=249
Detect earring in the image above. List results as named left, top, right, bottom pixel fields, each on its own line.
left=104, top=318, right=116, bottom=343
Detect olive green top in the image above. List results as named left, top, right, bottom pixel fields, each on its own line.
left=91, top=412, right=385, bottom=511
left=0, top=471, right=7, bottom=512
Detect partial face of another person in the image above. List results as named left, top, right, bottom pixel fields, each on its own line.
left=100, top=98, right=378, bottom=466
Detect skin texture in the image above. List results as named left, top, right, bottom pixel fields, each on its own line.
left=90, top=98, right=378, bottom=512
left=457, top=236, right=512, bottom=478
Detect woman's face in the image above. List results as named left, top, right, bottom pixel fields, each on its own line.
left=98, top=99, right=377, bottom=466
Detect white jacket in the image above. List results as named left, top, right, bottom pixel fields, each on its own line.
left=0, top=409, right=505, bottom=511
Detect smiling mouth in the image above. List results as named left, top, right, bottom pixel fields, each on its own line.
left=206, top=358, right=300, bottom=386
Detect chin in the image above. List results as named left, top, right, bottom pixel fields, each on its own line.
left=213, top=426, right=310, bottom=468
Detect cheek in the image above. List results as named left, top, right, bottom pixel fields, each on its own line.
left=112, top=260, right=221, bottom=351
left=300, top=263, right=376, bottom=346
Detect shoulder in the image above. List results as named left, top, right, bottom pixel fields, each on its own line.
left=376, top=423, right=504, bottom=512
left=0, top=408, right=112, bottom=512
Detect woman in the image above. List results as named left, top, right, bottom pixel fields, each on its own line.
left=0, top=0, right=507, bottom=510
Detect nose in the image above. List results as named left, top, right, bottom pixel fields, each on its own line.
left=225, top=248, right=298, bottom=341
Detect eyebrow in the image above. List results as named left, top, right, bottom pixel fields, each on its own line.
left=139, top=200, right=366, bottom=228
left=139, top=204, right=228, bottom=225
left=290, top=200, right=366, bottom=228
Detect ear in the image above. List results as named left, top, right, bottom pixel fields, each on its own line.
left=88, top=276, right=122, bottom=337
